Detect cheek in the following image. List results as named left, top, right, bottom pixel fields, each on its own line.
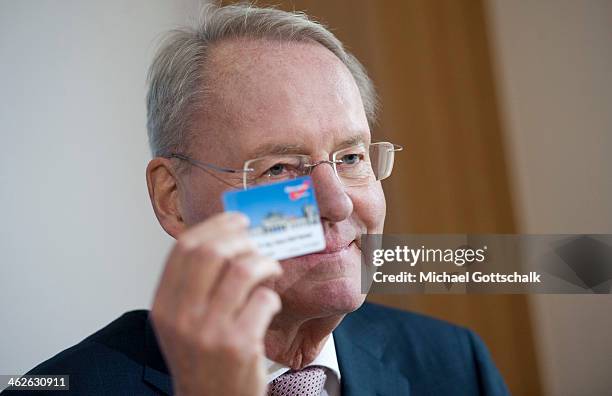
left=348, top=182, right=386, bottom=233
left=181, top=174, right=227, bottom=225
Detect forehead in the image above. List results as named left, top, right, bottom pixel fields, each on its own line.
left=192, top=37, right=370, bottom=160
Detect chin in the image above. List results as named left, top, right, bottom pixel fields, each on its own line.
left=320, top=277, right=366, bottom=312
left=275, top=242, right=367, bottom=318
left=283, top=277, right=366, bottom=319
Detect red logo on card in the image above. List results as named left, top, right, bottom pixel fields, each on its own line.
left=284, top=180, right=311, bottom=200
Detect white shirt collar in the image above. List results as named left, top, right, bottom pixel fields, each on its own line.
left=264, top=333, right=341, bottom=384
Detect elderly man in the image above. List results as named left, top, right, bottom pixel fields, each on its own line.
left=4, top=4, right=509, bottom=396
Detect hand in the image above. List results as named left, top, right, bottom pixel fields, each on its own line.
left=151, top=212, right=282, bottom=396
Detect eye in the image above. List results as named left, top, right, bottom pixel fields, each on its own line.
left=340, top=153, right=363, bottom=165
left=266, top=163, right=289, bottom=177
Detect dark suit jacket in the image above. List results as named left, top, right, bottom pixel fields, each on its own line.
left=2, top=302, right=510, bottom=395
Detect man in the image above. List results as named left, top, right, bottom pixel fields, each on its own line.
left=3, top=4, right=509, bottom=395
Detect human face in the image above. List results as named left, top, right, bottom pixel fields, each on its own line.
left=179, top=38, right=386, bottom=317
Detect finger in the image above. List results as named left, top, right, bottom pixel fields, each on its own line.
left=208, top=253, right=282, bottom=318
left=177, top=211, right=249, bottom=249
left=155, top=212, right=251, bottom=310
left=236, top=287, right=282, bottom=341
left=174, top=234, right=259, bottom=317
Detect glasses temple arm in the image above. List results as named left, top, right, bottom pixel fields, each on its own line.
left=169, top=154, right=253, bottom=174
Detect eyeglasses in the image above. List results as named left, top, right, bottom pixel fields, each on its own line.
left=169, top=141, right=403, bottom=190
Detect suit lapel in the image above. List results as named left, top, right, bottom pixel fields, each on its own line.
left=142, top=306, right=411, bottom=396
left=334, top=306, right=411, bottom=396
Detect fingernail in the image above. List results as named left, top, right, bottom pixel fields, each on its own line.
left=227, top=211, right=249, bottom=225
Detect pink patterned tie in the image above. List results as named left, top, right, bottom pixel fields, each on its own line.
left=267, top=365, right=327, bottom=396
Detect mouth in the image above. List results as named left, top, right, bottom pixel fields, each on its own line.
left=282, top=229, right=363, bottom=267
left=308, top=239, right=358, bottom=257
left=283, top=238, right=362, bottom=277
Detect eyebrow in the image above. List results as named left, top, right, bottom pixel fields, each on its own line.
left=337, top=135, right=367, bottom=149
left=249, top=134, right=368, bottom=159
left=250, top=143, right=306, bottom=158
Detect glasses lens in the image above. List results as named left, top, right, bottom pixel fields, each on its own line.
left=334, top=142, right=397, bottom=187
left=369, top=142, right=396, bottom=181
left=244, top=155, right=307, bottom=187
left=334, top=144, right=375, bottom=186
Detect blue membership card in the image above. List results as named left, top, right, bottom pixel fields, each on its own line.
left=222, top=176, right=326, bottom=260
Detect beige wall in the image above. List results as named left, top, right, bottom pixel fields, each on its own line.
left=485, top=0, right=612, bottom=395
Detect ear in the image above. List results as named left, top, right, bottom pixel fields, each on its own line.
left=146, top=158, right=187, bottom=239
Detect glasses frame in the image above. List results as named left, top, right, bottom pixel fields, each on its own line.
left=169, top=141, right=403, bottom=190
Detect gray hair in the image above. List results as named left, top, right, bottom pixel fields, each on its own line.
left=146, top=2, right=378, bottom=158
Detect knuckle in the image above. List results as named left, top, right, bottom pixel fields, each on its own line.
left=220, top=338, right=249, bottom=362
left=223, top=211, right=249, bottom=228
left=270, top=295, right=282, bottom=312
left=256, top=288, right=281, bottom=309
left=241, top=329, right=265, bottom=351
left=194, top=243, right=223, bottom=261
left=268, top=258, right=283, bottom=274
left=231, top=261, right=255, bottom=281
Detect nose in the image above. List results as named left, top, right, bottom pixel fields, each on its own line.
left=310, top=162, right=353, bottom=223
